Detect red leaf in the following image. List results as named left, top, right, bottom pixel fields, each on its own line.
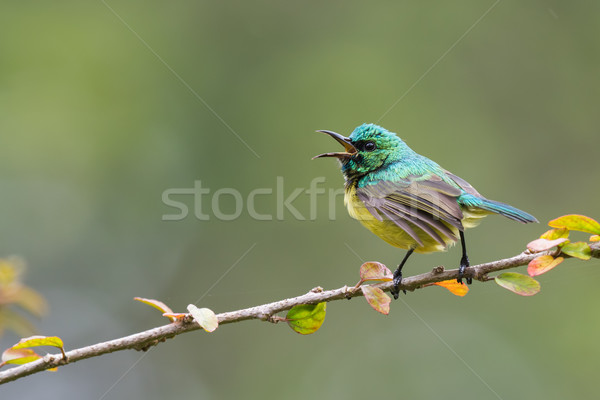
left=527, top=255, right=564, bottom=276
left=527, top=238, right=569, bottom=252
left=361, top=285, right=391, bottom=315
left=359, top=262, right=393, bottom=283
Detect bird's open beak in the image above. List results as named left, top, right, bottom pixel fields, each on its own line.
left=312, top=130, right=357, bottom=159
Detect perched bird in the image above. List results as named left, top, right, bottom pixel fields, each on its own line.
left=313, top=123, right=537, bottom=298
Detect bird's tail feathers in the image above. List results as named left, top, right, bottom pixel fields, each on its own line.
left=476, top=198, right=538, bottom=224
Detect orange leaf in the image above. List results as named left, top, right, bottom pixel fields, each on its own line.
left=527, top=255, right=564, bottom=276
left=432, top=280, right=469, bottom=297
left=549, top=214, right=600, bottom=235
left=527, top=238, right=569, bottom=252
left=162, top=312, right=186, bottom=321
left=361, top=285, right=391, bottom=315
left=590, top=235, right=600, bottom=242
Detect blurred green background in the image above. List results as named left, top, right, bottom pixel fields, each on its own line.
left=1, top=1, right=599, bottom=398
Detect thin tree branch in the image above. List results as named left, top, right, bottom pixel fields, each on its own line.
left=1, top=242, right=598, bottom=385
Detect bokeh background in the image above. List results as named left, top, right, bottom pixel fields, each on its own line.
left=1, top=1, right=599, bottom=399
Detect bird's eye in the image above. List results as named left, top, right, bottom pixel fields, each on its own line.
left=363, top=141, right=377, bottom=152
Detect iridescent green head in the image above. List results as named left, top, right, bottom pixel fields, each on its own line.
left=313, top=123, right=411, bottom=178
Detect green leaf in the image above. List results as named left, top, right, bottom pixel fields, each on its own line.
left=527, top=255, right=564, bottom=277
left=549, top=214, right=600, bottom=235
left=361, top=285, right=391, bottom=315
left=1, top=348, right=41, bottom=366
left=12, top=335, right=64, bottom=350
left=561, top=242, right=592, bottom=260
left=527, top=238, right=569, bottom=252
left=540, top=228, right=569, bottom=240
left=495, top=272, right=540, bottom=296
left=187, top=305, right=218, bottom=332
left=286, top=303, right=326, bottom=335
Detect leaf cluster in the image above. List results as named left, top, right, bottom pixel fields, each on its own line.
left=0, top=258, right=47, bottom=338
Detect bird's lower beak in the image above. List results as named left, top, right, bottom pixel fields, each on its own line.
left=312, top=130, right=357, bottom=159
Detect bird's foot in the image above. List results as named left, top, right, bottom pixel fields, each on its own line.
left=457, top=255, right=472, bottom=285
left=391, top=268, right=406, bottom=299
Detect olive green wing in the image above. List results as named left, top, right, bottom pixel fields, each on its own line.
left=445, top=171, right=482, bottom=197
left=356, top=175, right=464, bottom=247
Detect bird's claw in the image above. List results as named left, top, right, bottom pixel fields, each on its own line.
left=457, top=255, right=472, bottom=285
left=391, top=269, right=406, bottom=299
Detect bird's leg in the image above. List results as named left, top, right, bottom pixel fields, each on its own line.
left=392, top=248, right=415, bottom=299
left=457, top=231, right=472, bottom=284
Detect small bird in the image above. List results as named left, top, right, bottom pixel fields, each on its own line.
left=314, top=123, right=537, bottom=298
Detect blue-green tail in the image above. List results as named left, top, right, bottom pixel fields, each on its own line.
left=459, top=194, right=538, bottom=224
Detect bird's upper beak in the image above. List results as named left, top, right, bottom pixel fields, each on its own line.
left=312, top=130, right=357, bottom=159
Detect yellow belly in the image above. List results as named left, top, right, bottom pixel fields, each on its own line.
left=344, top=185, right=488, bottom=254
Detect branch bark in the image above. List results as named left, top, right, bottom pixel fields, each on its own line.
left=1, top=242, right=598, bottom=384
